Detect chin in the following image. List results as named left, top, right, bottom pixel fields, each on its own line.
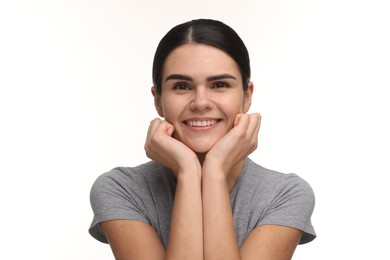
left=192, top=148, right=211, bottom=154
left=178, top=136, right=221, bottom=154
left=188, top=143, right=215, bottom=154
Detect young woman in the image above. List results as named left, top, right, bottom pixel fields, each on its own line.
left=89, top=19, right=316, bottom=260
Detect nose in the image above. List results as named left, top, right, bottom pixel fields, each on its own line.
left=190, top=87, right=212, bottom=111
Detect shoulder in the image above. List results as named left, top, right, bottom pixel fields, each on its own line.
left=243, top=158, right=314, bottom=200
left=241, top=158, right=316, bottom=244
left=91, top=161, right=173, bottom=192
left=90, top=161, right=176, bottom=211
left=89, top=161, right=176, bottom=243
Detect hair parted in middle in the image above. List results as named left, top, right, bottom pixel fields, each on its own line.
left=152, top=19, right=251, bottom=95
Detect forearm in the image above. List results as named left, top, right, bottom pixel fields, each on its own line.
left=166, top=167, right=203, bottom=260
left=202, top=170, right=241, bottom=260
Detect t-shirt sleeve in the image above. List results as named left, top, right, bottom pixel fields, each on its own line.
left=257, top=174, right=316, bottom=244
left=88, top=169, right=149, bottom=243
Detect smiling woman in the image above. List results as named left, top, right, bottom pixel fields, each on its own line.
left=88, top=19, right=316, bottom=260
left=155, top=43, right=251, bottom=155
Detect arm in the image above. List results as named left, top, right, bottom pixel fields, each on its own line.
left=101, top=170, right=203, bottom=260
left=202, top=113, right=260, bottom=259
left=202, top=169, right=302, bottom=260
left=166, top=165, right=203, bottom=259
left=102, top=119, right=203, bottom=260
left=203, top=113, right=303, bottom=259
left=202, top=166, right=240, bottom=259
left=101, top=220, right=165, bottom=260
left=240, top=225, right=302, bottom=260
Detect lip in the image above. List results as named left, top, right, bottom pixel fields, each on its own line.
left=182, top=117, right=222, bottom=130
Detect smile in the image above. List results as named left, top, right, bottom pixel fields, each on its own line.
left=184, top=119, right=219, bottom=127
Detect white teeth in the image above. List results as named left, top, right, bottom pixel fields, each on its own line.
left=186, top=120, right=217, bottom=127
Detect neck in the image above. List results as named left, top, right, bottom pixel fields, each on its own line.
left=196, top=152, right=206, bottom=166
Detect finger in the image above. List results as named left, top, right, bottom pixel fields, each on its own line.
left=234, top=113, right=250, bottom=132
left=162, top=121, right=175, bottom=136
left=157, top=120, right=175, bottom=137
left=254, top=113, right=261, bottom=134
left=247, top=113, right=261, bottom=150
left=234, top=114, right=242, bottom=126
left=248, top=113, right=261, bottom=135
left=243, top=113, right=258, bottom=133
left=146, top=118, right=162, bottom=139
left=234, top=113, right=251, bottom=127
left=145, top=118, right=161, bottom=152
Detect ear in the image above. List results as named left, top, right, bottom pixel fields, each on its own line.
left=151, top=86, right=164, bottom=117
left=242, top=81, right=254, bottom=113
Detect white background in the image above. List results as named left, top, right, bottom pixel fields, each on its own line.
left=1, top=0, right=389, bottom=259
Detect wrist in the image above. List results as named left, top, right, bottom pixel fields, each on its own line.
left=202, top=164, right=227, bottom=182
left=202, top=159, right=245, bottom=191
left=176, top=159, right=202, bottom=179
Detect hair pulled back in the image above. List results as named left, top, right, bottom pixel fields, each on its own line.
left=152, top=19, right=251, bottom=95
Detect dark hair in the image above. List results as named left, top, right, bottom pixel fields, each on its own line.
left=152, top=19, right=251, bottom=95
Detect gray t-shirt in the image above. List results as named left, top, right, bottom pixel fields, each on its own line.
left=89, top=158, right=316, bottom=246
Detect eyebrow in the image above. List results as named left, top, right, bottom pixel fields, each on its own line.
left=165, top=73, right=237, bottom=82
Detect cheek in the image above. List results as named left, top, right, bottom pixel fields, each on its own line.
left=225, top=96, right=245, bottom=114
left=160, top=99, right=183, bottom=121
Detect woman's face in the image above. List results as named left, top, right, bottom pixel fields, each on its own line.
left=153, top=43, right=253, bottom=154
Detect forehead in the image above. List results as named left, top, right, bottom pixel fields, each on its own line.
left=162, top=44, right=241, bottom=79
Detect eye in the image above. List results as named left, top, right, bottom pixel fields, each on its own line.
left=212, top=82, right=230, bottom=88
left=173, top=83, right=191, bottom=90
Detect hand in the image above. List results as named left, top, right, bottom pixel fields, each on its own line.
left=144, top=118, right=199, bottom=175
left=204, top=113, right=261, bottom=175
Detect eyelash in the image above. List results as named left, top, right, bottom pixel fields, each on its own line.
left=212, top=82, right=230, bottom=88
left=172, top=83, right=191, bottom=90
left=172, top=82, right=230, bottom=90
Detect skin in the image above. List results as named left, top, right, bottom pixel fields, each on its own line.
left=100, top=43, right=303, bottom=259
